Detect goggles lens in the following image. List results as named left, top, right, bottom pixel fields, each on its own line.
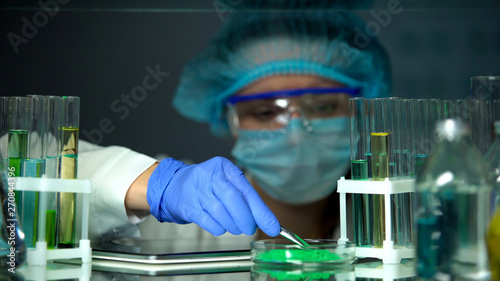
left=227, top=88, right=359, bottom=130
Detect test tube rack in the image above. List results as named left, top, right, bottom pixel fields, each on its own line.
left=337, top=177, right=415, bottom=264
left=19, top=262, right=91, bottom=281
left=15, top=177, right=92, bottom=266
left=353, top=259, right=416, bottom=281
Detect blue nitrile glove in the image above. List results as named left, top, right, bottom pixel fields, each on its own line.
left=147, top=156, right=281, bottom=237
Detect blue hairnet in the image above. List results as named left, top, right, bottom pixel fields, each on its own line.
left=173, top=11, right=391, bottom=137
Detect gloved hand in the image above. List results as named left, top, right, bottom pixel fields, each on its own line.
left=147, top=156, right=280, bottom=237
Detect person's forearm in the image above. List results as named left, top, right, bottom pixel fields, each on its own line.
left=125, top=162, right=159, bottom=218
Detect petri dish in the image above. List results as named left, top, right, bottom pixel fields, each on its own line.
left=250, top=239, right=355, bottom=267
left=251, top=264, right=355, bottom=281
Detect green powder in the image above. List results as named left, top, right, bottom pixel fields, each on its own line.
left=264, top=270, right=332, bottom=280
left=257, top=248, right=341, bottom=263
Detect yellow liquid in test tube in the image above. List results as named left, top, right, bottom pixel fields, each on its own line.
left=489, top=208, right=500, bottom=281
left=371, top=132, right=389, bottom=247
left=58, top=127, right=79, bottom=248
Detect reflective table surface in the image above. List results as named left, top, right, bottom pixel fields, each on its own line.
left=8, top=238, right=416, bottom=280
left=9, top=257, right=416, bottom=280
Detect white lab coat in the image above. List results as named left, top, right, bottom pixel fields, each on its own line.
left=78, top=140, right=156, bottom=241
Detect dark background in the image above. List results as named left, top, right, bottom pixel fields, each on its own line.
left=1, top=3, right=499, bottom=163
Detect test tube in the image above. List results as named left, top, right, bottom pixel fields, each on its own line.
left=0, top=149, right=26, bottom=266
left=441, top=100, right=454, bottom=120
left=429, top=98, right=443, bottom=146
left=401, top=99, right=415, bottom=247
left=8, top=97, right=30, bottom=225
left=471, top=76, right=499, bottom=154
left=349, top=97, right=369, bottom=180
left=388, top=97, right=402, bottom=179
left=39, top=96, right=62, bottom=248
left=21, top=96, right=46, bottom=248
left=495, top=99, right=500, bottom=126
left=412, top=99, right=431, bottom=177
left=401, top=99, right=414, bottom=178
left=58, top=96, right=80, bottom=248
left=44, top=96, right=62, bottom=179
left=8, top=97, right=30, bottom=177
left=0, top=97, right=9, bottom=171
left=369, top=98, right=389, bottom=247
left=387, top=97, right=409, bottom=246
left=349, top=97, right=372, bottom=247
left=370, top=98, right=390, bottom=181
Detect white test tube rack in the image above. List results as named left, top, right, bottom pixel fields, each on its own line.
left=15, top=177, right=92, bottom=266
left=19, top=262, right=92, bottom=281
left=337, top=177, right=415, bottom=264
left=353, top=259, right=416, bottom=281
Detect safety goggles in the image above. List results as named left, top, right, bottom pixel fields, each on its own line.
left=226, top=87, right=360, bottom=131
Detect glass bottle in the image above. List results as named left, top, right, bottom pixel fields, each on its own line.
left=414, top=119, right=493, bottom=280
left=485, top=120, right=500, bottom=281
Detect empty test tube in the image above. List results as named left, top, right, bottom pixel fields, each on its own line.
left=428, top=99, right=442, bottom=152
left=401, top=99, right=415, bottom=247
left=412, top=99, right=432, bottom=177
left=471, top=76, right=500, bottom=154
left=401, top=99, right=414, bottom=178
left=388, top=97, right=402, bottom=179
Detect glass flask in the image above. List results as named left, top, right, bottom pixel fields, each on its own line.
left=414, top=119, right=493, bottom=280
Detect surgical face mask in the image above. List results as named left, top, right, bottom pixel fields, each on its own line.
left=231, top=116, right=351, bottom=204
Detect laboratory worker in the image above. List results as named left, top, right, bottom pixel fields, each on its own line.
left=80, top=9, right=390, bottom=243
left=170, top=10, right=391, bottom=240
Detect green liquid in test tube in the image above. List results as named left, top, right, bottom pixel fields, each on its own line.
left=351, top=159, right=372, bottom=247
left=8, top=130, right=28, bottom=177
left=42, top=96, right=62, bottom=248
left=9, top=129, right=28, bottom=225
left=7, top=97, right=30, bottom=230
left=45, top=210, right=57, bottom=248
left=351, top=159, right=368, bottom=179
left=0, top=97, right=9, bottom=170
